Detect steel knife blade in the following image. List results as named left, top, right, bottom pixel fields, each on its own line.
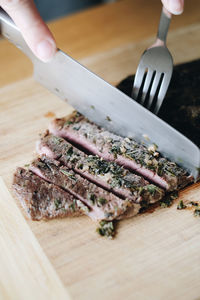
left=0, top=9, right=199, bottom=179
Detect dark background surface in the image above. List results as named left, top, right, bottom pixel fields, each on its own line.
left=117, top=59, right=200, bottom=147
left=34, top=0, right=113, bottom=21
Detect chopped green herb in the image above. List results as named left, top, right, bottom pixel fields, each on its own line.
left=97, top=198, right=107, bottom=206
left=106, top=116, right=111, bottom=122
left=90, top=105, right=95, bottom=110
left=194, top=209, right=200, bottom=217
left=92, top=159, right=110, bottom=174
left=75, top=111, right=81, bottom=118
left=96, top=221, right=115, bottom=238
left=146, top=185, right=157, bottom=195
left=60, top=169, right=77, bottom=181
left=64, top=120, right=73, bottom=126
left=170, top=191, right=179, bottom=200
left=160, top=191, right=178, bottom=208
left=160, top=199, right=172, bottom=208
left=67, top=146, right=73, bottom=156
left=110, top=143, right=121, bottom=158
left=77, top=163, right=83, bottom=170
left=54, top=199, right=61, bottom=210
left=177, top=200, right=186, bottom=210
left=73, top=125, right=81, bottom=131
left=69, top=199, right=77, bottom=212
left=52, top=136, right=63, bottom=145
left=89, top=194, right=96, bottom=204
left=165, top=169, right=176, bottom=177
left=24, top=164, right=30, bottom=168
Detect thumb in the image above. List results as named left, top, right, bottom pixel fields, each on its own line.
left=161, top=0, right=184, bottom=15
left=1, top=0, right=57, bottom=62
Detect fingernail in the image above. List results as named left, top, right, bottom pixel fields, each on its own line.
left=36, top=39, right=56, bottom=62
left=169, top=0, right=184, bottom=15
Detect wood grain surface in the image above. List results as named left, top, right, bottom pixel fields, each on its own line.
left=0, top=178, right=69, bottom=300
left=0, top=0, right=200, bottom=299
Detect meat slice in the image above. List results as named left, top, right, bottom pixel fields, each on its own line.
left=37, top=132, right=165, bottom=205
left=13, top=168, right=85, bottom=220
left=49, top=111, right=193, bottom=191
left=30, top=156, right=140, bottom=221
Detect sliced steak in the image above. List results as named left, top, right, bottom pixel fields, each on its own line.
left=30, top=156, right=140, bottom=221
left=37, top=132, right=165, bottom=204
left=49, top=111, right=193, bottom=191
left=13, top=168, right=85, bottom=220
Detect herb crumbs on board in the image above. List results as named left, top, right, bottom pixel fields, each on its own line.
left=194, top=209, right=200, bottom=217
left=177, top=200, right=186, bottom=210
left=96, top=221, right=116, bottom=238
left=106, top=116, right=112, bottom=122
left=189, top=201, right=199, bottom=207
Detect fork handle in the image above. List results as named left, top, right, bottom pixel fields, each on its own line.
left=157, top=7, right=172, bottom=43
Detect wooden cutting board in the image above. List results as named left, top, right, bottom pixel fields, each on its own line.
left=1, top=2, right=200, bottom=299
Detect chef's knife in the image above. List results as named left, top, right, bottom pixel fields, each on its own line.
left=0, top=9, right=199, bottom=180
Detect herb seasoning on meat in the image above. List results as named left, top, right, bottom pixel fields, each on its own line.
left=49, top=112, right=193, bottom=191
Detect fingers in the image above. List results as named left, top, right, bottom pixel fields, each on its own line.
left=1, top=0, right=57, bottom=62
left=161, top=0, right=184, bottom=15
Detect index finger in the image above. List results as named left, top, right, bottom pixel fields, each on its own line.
left=1, top=0, right=57, bottom=62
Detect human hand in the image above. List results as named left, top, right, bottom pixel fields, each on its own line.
left=0, top=0, right=57, bottom=62
left=161, top=0, right=184, bottom=15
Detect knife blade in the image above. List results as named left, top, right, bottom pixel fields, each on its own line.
left=0, top=9, right=199, bottom=180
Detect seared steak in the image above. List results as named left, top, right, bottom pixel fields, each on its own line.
left=49, top=111, right=193, bottom=191
left=30, top=156, right=140, bottom=221
left=13, top=168, right=85, bottom=220
left=37, top=132, right=165, bottom=204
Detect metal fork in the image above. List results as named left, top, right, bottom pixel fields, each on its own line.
left=131, top=7, right=173, bottom=115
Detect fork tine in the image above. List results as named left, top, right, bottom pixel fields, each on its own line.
left=131, top=64, right=146, bottom=100
left=153, top=74, right=171, bottom=114
left=146, top=72, right=162, bottom=109
left=140, top=68, right=154, bottom=105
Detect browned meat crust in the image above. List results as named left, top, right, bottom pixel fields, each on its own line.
left=13, top=168, right=85, bottom=220
left=49, top=111, right=193, bottom=191
left=37, top=132, right=165, bottom=204
left=30, top=156, right=141, bottom=221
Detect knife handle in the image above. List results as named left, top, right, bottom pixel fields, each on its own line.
left=0, top=8, right=34, bottom=61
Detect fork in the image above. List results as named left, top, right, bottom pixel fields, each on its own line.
left=131, top=7, right=173, bottom=115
